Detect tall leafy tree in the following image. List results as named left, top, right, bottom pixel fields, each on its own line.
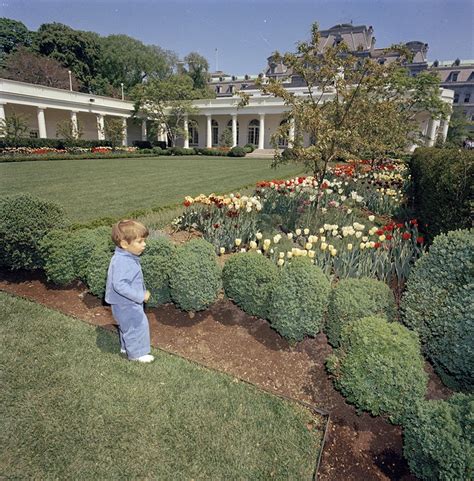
left=0, top=18, right=32, bottom=62
left=1, top=47, right=81, bottom=89
left=34, top=22, right=103, bottom=92
left=0, top=112, right=29, bottom=141
left=183, top=52, right=210, bottom=89
left=132, top=74, right=201, bottom=147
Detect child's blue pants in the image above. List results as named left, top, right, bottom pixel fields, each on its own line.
left=111, top=303, right=150, bottom=359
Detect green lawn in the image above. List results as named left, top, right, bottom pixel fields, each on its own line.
left=0, top=156, right=303, bottom=222
left=0, top=292, right=323, bottom=480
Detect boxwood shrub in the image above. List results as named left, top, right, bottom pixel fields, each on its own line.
left=403, top=394, right=473, bottom=481
left=85, top=247, right=113, bottom=298
left=326, top=316, right=428, bottom=423
left=228, top=146, right=246, bottom=157
left=222, top=252, right=278, bottom=319
left=169, top=239, right=221, bottom=311
left=0, top=193, right=67, bottom=270
left=401, top=229, right=474, bottom=391
left=268, top=257, right=330, bottom=341
left=143, top=236, right=175, bottom=258
left=141, top=255, right=173, bottom=307
left=326, top=277, right=397, bottom=347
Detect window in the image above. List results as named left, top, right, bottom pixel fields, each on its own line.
left=278, top=120, right=288, bottom=147
left=447, top=71, right=459, bottom=82
left=228, top=85, right=234, bottom=94
left=247, top=119, right=259, bottom=146
left=188, top=124, right=199, bottom=146
left=464, top=93, right=471, bottom=103
left=226, top=119, right=239, bottom=144
left=215, top=86, right=221, bottom=94
left=468, top=72, right=474, bottom=82
left=454, top=93, right=460, bottom=103
left=29, top=130, right=38, bottom=138
left=211, top=119, right=219, bottom=146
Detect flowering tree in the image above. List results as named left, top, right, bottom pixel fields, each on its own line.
left=249, top=23, right=449, bottom=186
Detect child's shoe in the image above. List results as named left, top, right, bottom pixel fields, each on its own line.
left=131, top=354, right=155, bottom=363
left=120, top=349, right=126, bottom=355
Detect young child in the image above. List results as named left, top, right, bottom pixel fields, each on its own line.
left=105, top=219, right=154, bottom=363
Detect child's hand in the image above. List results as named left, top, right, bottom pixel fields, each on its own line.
left=144, top=290, right=151, bottom=303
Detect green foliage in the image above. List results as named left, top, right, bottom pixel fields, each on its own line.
left=183, top=51, right=210, bottom=90
left=219, top=128, right=233, bottom=148
left=168, top=147, right=195, bottom=155
left=141, top=255, right=172, bottom=307
left=401, top=229, right=474, bottom=391
left=0, top=193, right=67, bottom=270
left=0, top=18, right=32, bottom=59
left=143, top=236, right=175, bottom=258
left=268, top=257, right=330, bottom=341
left=0, top=113, right=29, bottom=141
left=85, top=247, right=112, bottom=298
left=326, top=277, right=397, bottom=347
left=403, top=394, right=474, bottom=481
left=228, top=146, right=246, bottom=157
left=195, top=147, right=225, bottom=156
left=56, top=118, right=84, bottom=141
left=0, top=138, right=113, bottom=149
left=243, top=144, right=255, bottom=153
left=169, top=239, right=221, bottom=311
left=222, top=252, right=278, bottom=319
left=103, top=118, right=125, bottom=150
left=326, top=316, right=428, bottom=423
left=409, top=147, right=473, bottom=241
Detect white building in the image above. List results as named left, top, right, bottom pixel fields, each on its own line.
left=0, top=77, right=453, bottom=151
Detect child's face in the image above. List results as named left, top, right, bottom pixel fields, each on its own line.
left=120, top=237, right=146, bottom=256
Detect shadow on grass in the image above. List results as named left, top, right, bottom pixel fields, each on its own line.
left=95, top=325, right=120, bottom=355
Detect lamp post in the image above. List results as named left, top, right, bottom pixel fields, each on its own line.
left=121, top=82, right=124, bottom=100
left=68, top=70, right=72, bottom=91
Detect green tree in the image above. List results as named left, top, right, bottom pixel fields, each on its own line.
left=0, top=18, right=32, bottom=62
left=184, top=51, right=210, bottom=89
left=219, top=127, right=233, bottom=147
left=445, top=110, right=474, bottom=146
left=34, top=22, right=103, bottom=93
left=132, top=74, right=201, bottom=147
left=103, top=117, right=125, bottom=150
left=242, top=22, right=449, bottom=204
left=98, top=35, right=177, bottom=92
left=0, top=112, right=29, bottom=141
left=56, top=118, right=84, bottom=141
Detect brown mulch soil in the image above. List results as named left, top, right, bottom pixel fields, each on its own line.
left=0, top=268, right=452, bottom=481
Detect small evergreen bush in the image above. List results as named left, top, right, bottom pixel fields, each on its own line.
left=326, top=316, right=428, bottom=423
left=228, top=146, right=246, bottom=157
left=401, top=229, right=474, bottom=391
left=141, top=255, right=172, bottom=306
left=222, top=252, right=278, bottom=318
left=268, top=257, right=330, bottom=341
left=143, top=236, right=175, bottom=258
left=281, top=148, right=295, bottom=161
left=85, top=247, right=112, bottom=298
left=0, top=193, right=67, bottom=270
left=243, top=143, right=255, bottom=153
left=169, top=147, right=196, bottom=156
left=326, top=277, right=397, bottom=347
left=403, top=394, right=474, bottom=481
left=169, top=239, right=221, bottom=311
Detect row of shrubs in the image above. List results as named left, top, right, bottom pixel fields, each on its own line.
left=1, top=193, right=472, bottom=480
left=0, top=138, right=113, bottom=149
left=124, top=144, right=254, bottom=157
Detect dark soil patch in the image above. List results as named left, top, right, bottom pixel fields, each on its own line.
left=0, top=268, right=452, bottom=481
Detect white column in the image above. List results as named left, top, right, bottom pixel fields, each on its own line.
left=37, top=107, right=47, bottom=139
left=122, top=118, right=128, bottom=146
left=141, top=119, right=147, bottom=141
left=70, top=111, right=78, bottom=139
left=426, top=118, right=440, bottom=146
left=206, top=115, right=212, bottom=148
left=288, top=117, right=295, bottom=148
left=440, top=116, right=450, bottom=142
left=0, top=103, right=6, bottom=137
left=97, top=114, right=105, bottom=140
left=231, top=114, right=237, bottom=147
left=160, top=123, right=167, bottom=143
left=258, top=113, right=265, bottom=149
left=183, top=114, right=189, bottom=149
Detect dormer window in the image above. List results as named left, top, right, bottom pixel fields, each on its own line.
left=228, top=85, right=234, bottom=94
left=216, top=86, right=221, bottom=94
left=447, top=71, right=459, bottom=82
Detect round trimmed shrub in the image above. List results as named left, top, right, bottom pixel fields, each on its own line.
left=401, top=229, right=474, bottom=391
left=222, top=252, right=278, bottom=318
left=228, top=146, right=246, bottom=157
left=39, top=229, right=76, bottom=285
left=169, top=239, right=221, bottom=311
left=141, top=255, right=172, bottom=307
left=326, top=316, right=428, bottom=423
left=85, top=247, right=112, bottom=298
left=243, top=143, right=255, bottom=153
left=0, top=193, right=67, bottom=270
left=326, top=277, right=397, bottom=347
left=143, top=236, right=175, bottom=258
left=268, top=257, right=330, bottom=341
left=403, top=394, right=473, bottom=481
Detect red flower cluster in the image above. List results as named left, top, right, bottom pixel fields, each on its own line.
left=91, top=147, right=111, bottom=153
left=333, top=164, right=355, bottom=177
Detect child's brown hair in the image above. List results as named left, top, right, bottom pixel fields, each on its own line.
left=111, top=219, right=149, bottom=247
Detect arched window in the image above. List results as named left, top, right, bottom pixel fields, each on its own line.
left=278, top=119, right=288, bottom=147
left=188, top=123, right=199, bottom=146
left=247, top=119, right=259, bottom=146
left=211, top=119, right=219, bottom=146
left=227, top=119, right=239, bottom=144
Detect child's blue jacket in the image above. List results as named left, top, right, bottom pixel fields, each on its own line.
left=105, top=247, right=146, bottom=305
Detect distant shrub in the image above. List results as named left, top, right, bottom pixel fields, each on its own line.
left=169, top=147, right=196, bottom=156
left=281, top=148, right=295, bottom=161
left=268, top=257, right=330, bottom=341
left=326, top=316, right=428, bottom=423
left=169, top=239, right=221, bottom=311
left=222, top=252, right=278, bottom=318
left=401, top=229, right=474, bottom=391
left=243, top=143, right=255, bottom=153
left=196, top=147, right=224, bottom=156
left=0, top=193, right=67, bottom=270
left=326, top=277, right=397, bottom=347
left=228, top=146, right=246, bottom=157
left=403, top=394, right=474, bottom=481
left=132, top=140, right=153, bottom=149
left=85, top=247, right=112, bottom=298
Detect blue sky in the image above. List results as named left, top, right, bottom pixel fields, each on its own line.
left=2, top=0, right=473, bottom=75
